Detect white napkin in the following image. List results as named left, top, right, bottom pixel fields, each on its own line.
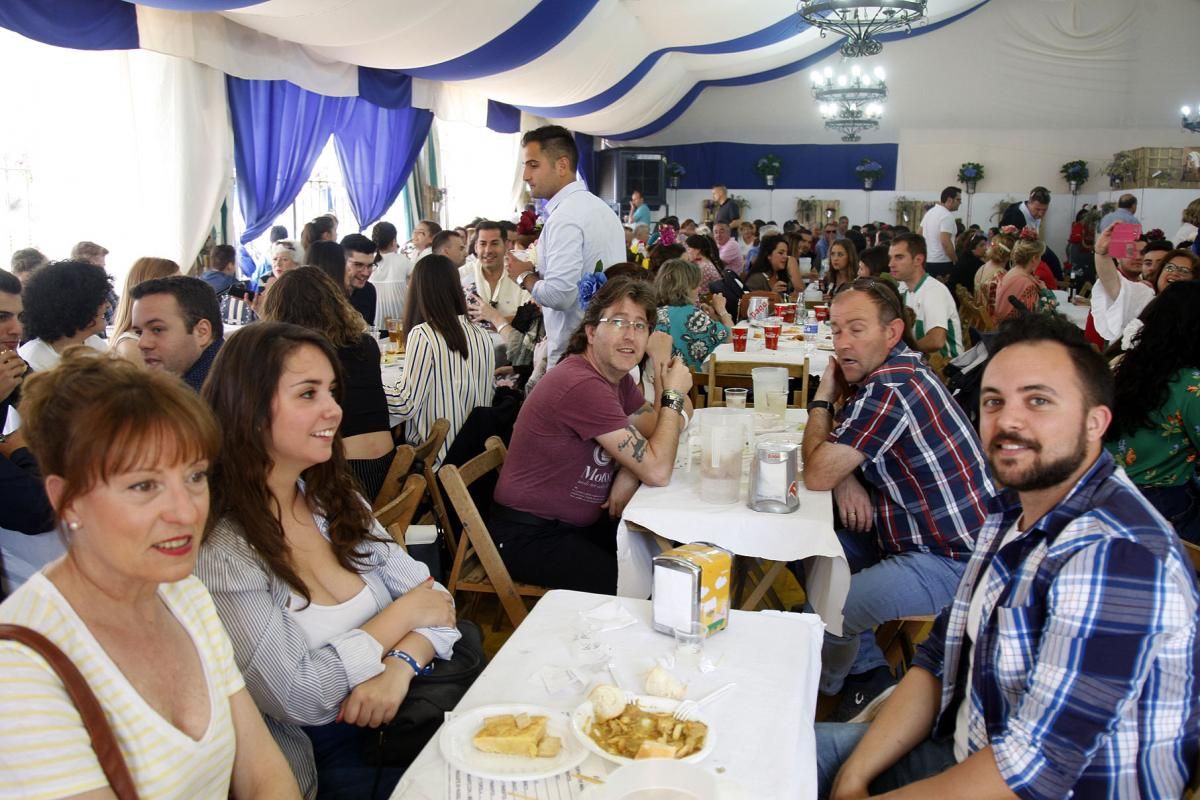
left=579, top=598, right=638, bottom=632
left=530, top=665, right=587, bottom=695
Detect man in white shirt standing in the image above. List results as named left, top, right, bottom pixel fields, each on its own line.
left=918, top=187, right=962, bottom=280
left=890, top=233, right=963, bottom=359
left=507, top=125, right=626, bottom=367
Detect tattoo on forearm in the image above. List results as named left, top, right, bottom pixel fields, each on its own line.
left=617, top=425, right=649, bottom=462
left=633, top=403, right=654, bottom=416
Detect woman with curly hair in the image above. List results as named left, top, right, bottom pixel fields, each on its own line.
left=17, top=260, right=112, bottom=371
left=110, top=257, right=181, bottom=365
left=653, top=258, right=732, bottom=371
left=992, top=238, right=1051, bottom=322
left=196, top=321, right=459, bottom=798
left=974, top=231, right=1015, bottom=313
left=1105, top=282, right=1200, bottom=543
left=260, top=267, right=394, bottom=501
left=682, top=234, right=724, bottom=300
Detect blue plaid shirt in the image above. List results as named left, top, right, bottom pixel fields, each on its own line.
left=914, top=451, right=1200, bottom=799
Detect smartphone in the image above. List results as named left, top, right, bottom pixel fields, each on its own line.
left=1109, top=223, right=1142, bottom=260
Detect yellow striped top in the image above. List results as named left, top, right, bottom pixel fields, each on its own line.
left=0, top=573, right=245, bottom=799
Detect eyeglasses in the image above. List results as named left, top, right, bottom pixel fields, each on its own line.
left=598, top=317, right=650, bottom=334
left=1163, top=262, right=1195, bottom=275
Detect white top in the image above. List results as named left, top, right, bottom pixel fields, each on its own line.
left=1173, top=222, right=1197, bottom=245
left=531, top=180, right=627, bottom=366
left=458, top=261, right=531, bottom=321
left=954, top=521, right=1023, bottom=762
left=0, top=574, right=244, bottom=799
left=288, top=584, right=380, bottom=651
left=899, top=274, right=964, bottom=358
left=369, top=250, right=413, bottom=329
left=17, top=335, right=107, bottom=372
left=919, top=203, right=957, bottom=263
left=1089, top=265, right=1154, bottom=341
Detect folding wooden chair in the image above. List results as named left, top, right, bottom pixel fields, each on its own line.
left=736, top=291, right=778, bottom=322
left=876, top=614, right=938, bottom=673
left=371, top=444, right=415, bottom=511
left=706, top=356, right=810, bottom=408
left=437, top=436, right=548, bottom=629
left=410, top=419, right=455, bottom=551
left=374, top=473, right=426, bottom=551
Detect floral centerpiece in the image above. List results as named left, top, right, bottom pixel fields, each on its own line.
left=958, top=162, right=984, bottom=192
left=755, top=153, right=782, bottom=187
left=856, top=159, right=884, bottom=190
left=577, top=260, right=607, bottom=310
left=666, top=161, right=686, bottom=188
left=1104, top=151, right=1135, bottom=188
left=1060, top=160, right=1089, bottom=192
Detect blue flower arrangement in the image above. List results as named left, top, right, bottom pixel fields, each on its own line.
left=855, top=160, right=884, bottom=180
left=957, top=162, right=985, bottom=183
left=577, top=260, right=607, bottom=310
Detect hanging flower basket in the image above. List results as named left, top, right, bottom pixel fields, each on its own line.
left=755, top=153, right=782, bottom=187
left=1059, top=160, right=1089, bottom=191
left=856, top=159, right=884, bottom=190
left=958, top=162, right=984, bottom=194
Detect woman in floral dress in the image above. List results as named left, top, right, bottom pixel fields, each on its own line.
left=653, top=258, right=733, bottom=371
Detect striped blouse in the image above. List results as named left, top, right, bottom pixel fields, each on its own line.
left=0, top=574, right=243, bottom=799
left=194, top=502, right=460, bottom=799
left=386, top=316, right=495, bottom=465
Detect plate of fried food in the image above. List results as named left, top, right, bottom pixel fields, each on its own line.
left=438, top=704, right=589, bottom=781
left=571, top=685, right=715, bottom=766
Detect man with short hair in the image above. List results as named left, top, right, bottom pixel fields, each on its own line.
left=410, top=219, right=441, bottom=259
left=918, top=187, right=962, bottom=279
left=9, top=249, right=47, bottom=286
left=816, top=221, right=839, bottom=263
left=1092, top=225, right=1197, bottom=343
left=505, top=125, right=625, bottom=366
left=803, top=280, right=991, bottom=723
left=817, top=313, right=1200, bottom=800
left=199, top=244, right=238, bottom=294
left=0, top=270, right=25, bottom=412
left=431, top=229, right=467, bottom=268
left=491, top=278, right=693, bottom=594
left=837, top=216, right=850, bottom=239
left=131, top=276, right=223, bottom=391
left=1139, top=238, right=1173, bottom=287
left=341, top=233, right=378, bottom=324
left=462, top=221, right=529, bottom=324
left=628, top=188, right=652, bottom=227
left=999, top=187, right=1051, bottom=233
left=679, top=219, right=698, bottom=237
left=711, top=185, right=739, bottom=228
left=70, top=241, right=108, bottom=267
left=713, top=222, right=740, bottom=272
left=889, top=233, right=963, bottom=358
left=1100, top=192, right=1140, bottom=232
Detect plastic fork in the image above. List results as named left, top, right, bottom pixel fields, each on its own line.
left=672, top=682, right=736, bottom=721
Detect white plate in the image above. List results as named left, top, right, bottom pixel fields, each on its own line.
left=438, top=703, right=589, bottom=781
left=571, top=695, right=716, bottom=766
left=578, top=759, right=721, bottom=800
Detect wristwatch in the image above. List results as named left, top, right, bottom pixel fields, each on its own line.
left=808, top=399, right=834, bottom=414
left=661, top=389, right=686, bottom=414
left=517, top=271, right=538, bottom=291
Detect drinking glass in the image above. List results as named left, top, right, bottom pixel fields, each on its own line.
left=724, top=388, right=748, bottom=409
left=766, top=390, right=788, bottom=420
left=673, top=622, right=706, bottom=671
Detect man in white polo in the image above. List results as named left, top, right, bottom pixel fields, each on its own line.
left=889, top=233, right=963, bottom=359
left=918, top=187, right=961, bottom=280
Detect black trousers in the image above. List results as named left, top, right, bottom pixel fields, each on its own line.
left=488, top=504, right=618, bottom=595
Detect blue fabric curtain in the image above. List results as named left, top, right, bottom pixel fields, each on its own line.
left=333, top=99, right=433, bottom=231
left=226, top=76, right=348, bottom=243
left=486, top=100, right=521, bottom=134
left=659, top=142, right=900, bottom=191
left=574, top=133, right=596, bottom=191
left=0, top=0, right=137, bottom=50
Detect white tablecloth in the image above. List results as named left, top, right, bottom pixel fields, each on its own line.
left=391, top=590, right=823, bottom=800
left=617, top=408, right=849, bottom=635
left=1053, top=290, right=1090, bottom=330
left=381, top=357, right=406, bottom=428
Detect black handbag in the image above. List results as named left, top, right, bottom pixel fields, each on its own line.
left=363, top=619, right=487, bottom=770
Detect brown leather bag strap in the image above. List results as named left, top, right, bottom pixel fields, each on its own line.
left=0, top=624, right=139, bottom=800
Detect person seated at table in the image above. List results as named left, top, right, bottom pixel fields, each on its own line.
left=993, top=238, right=1053, bottom=323
left=110, top=256, right=181, bottom=365
left=196, top=322, right=460, bottom=799
left=974, top=230, right=1015, bottom=314
left=1092, top=221, right=1198, bottom=344
left=0, top=348, right=300, bottom=798
left=490, top=277, right=693, bottom=594
left=855, top=244, right=896, bottom=288
left=817, top=313, right=1200, bottom=800
left=802, top=278, right=992, bottom=723
left=387, top=254, right=495, bottom=467
left=653, top=258, right=732, bottom=371
left=342, top=234, right=378, bottom=325
left=131, top=275, right=224, bottom=391
left=1105, top=282, right=1200, bottom=543
left=744, top=234, right=792, bottom=296
left=826, top=238, right=858, bottom=295
left=682, top=234, right=724, bottom=300
left=17, top=260, right=111, bottom=372
left=261, top=267, right=394, bottom=501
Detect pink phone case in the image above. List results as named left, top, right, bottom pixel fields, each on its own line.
left=1109, top=223, right=1142, bottom=259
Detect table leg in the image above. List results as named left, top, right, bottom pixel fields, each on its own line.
left=740, top=560, right=788, bottom=610
left=745, top=559, right=786, bottom=610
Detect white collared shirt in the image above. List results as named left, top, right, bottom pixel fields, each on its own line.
left=458, top=261, right=530, bottom=320
left=531, top=180, right=626, bottom=366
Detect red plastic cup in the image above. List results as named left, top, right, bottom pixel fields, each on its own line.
left=777, top=303, right=797, bottom=323
left=814, top=304, right=830, bottom=322
left=763, top=321, right=782, bottom=350
left=731, top=326, right=748, bottom=352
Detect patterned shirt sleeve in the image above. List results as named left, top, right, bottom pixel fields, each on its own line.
left=829, top=382, right=909, bottom=463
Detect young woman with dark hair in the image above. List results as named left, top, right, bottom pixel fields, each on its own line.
left=744, top=234, right=791, bottom=295
left=306, top=241, right=347, bottom=290
left=196, top=321, right=459, bottom=799
left=390, top=255, right=494, bottom=465
left=1106, top=281, right=1200, bottom=543
left=826, top=238, right=858, bottom=295
left=260, top=267, right=394, bottom=500
left=300, top=216, right=338, bottom=264
left=682, top=233, right=724, bottom=299
left=17, top=260, right=112, bottom=371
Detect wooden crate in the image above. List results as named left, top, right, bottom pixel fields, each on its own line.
left=1131, top=146, right=1200, bottom=188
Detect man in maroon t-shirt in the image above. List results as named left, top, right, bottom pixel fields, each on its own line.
left=492, top=277, right=694, bottom=593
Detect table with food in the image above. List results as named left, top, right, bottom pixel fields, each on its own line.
left=708, top=316, right=835, bottom=376
left=391, top=589, right=824, bottom=800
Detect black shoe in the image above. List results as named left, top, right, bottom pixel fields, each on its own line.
left=830, top=666, right=896, bottom=723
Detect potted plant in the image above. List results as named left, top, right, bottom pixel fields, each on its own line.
left=666, top=161, right=686, bottom=189
left=755, top=153, right=782, bottom=187
left=855, top=159, right=884, bottom=190
left=957, top=162, right=984, bottom=193
left=1104, top=151, right=1136, bottom=189
left=1060, top=160, right=1089, bottom=194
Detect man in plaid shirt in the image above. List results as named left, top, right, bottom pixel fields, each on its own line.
left=803, top=280, right=993, bottom=722
left=817, top=313, right=1200, bottom=799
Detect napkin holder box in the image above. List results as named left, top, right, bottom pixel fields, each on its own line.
left=748, top=438, right=801, bottom=514
left=652, top=542, right=732, bottom=636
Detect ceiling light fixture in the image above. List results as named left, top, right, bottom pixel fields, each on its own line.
left=811, top=64, right=887, bottom=141
left=798, top=0, right=927, bottom=58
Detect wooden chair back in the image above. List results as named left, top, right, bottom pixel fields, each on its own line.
left=438, top=437, right=547, bottom=628
left=374, top=473, right=426, bottom=550
left=372, top=445, right=416, bottom=511
left=736, top=291, right=777, bottom=321
left=412, top=419, right=455, bottom=551
left=706, top=356, right=810, bottom=408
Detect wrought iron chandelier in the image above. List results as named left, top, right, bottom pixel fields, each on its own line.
left=812, top=64, right=887, bottom=141
left=798, top=1, right=927, bottom=58
left=1183, top=105, right=1200, bottom=133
